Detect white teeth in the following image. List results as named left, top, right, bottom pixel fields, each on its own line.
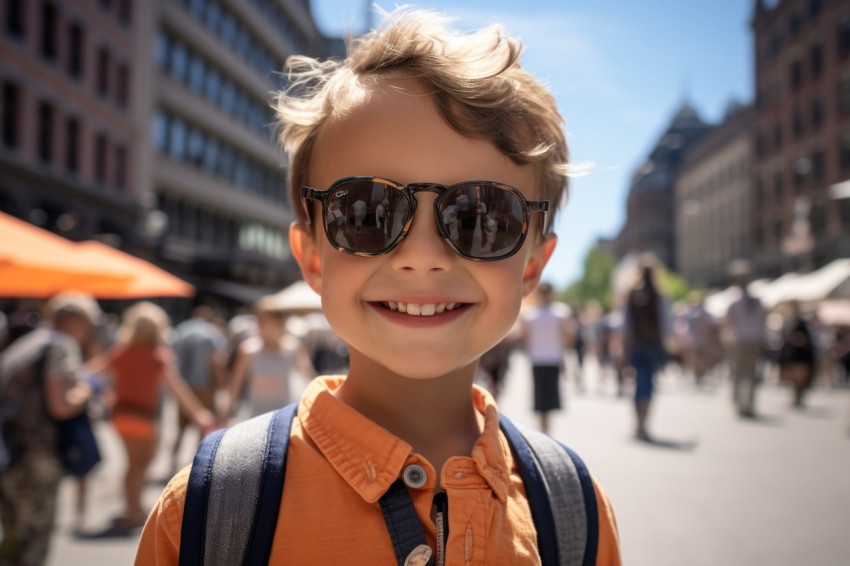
left=385, top=301, right=460, bottom=316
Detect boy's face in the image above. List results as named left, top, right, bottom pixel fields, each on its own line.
left=291, top=79, right=555, bottom=379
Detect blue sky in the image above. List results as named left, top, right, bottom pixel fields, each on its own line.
left=309, top=0, right=753, bottom=288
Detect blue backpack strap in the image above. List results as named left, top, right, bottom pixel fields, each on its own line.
left=500, top=414, right=598, bottom=566
left=179, top=402, right=298, bottom=566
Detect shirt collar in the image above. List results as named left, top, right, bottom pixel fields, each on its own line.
left=298, top=376, right=510, bottom=503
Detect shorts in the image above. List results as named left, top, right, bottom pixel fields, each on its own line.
left=532, top=365, right=562, bottom=413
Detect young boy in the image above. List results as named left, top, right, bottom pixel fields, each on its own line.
left=136, top=9, right=620, bottom=565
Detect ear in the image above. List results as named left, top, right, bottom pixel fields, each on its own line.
left=521, top=234, right=557, bottom=298
left=289, top=222, right=323, bottom=295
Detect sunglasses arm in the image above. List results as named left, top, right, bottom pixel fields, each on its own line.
left=300, top=186, right=324, bottom=226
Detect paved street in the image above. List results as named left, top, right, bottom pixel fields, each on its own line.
left=43, top=355, right=850, bottom=565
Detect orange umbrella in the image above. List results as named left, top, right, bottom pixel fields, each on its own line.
left=73, top=241, right=195, bottom=299
left=0, top=211, right=194, bottom=299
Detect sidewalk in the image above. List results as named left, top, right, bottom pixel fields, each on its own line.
left=44, top=355, right=850, bottom=565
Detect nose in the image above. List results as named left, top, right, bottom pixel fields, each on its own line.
left=388, top=193, right=455, bottom=273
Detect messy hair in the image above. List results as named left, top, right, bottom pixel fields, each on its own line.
left=117, top=302, right=171, bottom=347
left=273, top=8, right=573, bottom=227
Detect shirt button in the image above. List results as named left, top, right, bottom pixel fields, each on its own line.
left=403, top=464, right=427, bottom=488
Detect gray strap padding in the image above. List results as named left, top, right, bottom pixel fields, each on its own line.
left=517, top=423, right=588, bottom=566
left=203, top=411, right=275, bottom=566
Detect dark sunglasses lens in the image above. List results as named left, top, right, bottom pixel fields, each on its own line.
left=325, top=180, right=409, bottom=253
left=440, top=184, right=525, bottom=259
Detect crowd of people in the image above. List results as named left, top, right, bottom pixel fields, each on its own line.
left=0, top=291, right=331, bottom=562
left=483, top=255, right=850, bottom=444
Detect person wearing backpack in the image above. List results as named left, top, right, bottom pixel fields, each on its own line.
left=0, top=292, right=101, bottom=566
left=136, top=9, right=620, bottom=565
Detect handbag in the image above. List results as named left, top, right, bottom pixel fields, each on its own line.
left=55, top=409, right=101, bottom=477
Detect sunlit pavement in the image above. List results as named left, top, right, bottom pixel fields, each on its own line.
left=45, top=354, right=850, bottom=565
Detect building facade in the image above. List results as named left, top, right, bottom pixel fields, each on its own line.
left=751, top=0, right=850, bottom=278
left=676, top=104, right=755, bottom=288
left=613, top=103, right=710, bottom=270
left=0, top=0, right=335, bottom=307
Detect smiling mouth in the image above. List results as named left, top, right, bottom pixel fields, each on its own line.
left=379, top=301, right=465, bottom=317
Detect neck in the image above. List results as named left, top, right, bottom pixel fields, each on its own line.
left=335, top=349, right=485, bottom=477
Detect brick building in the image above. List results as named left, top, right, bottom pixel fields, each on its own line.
left=0, top=0, right=336, bottom=308
left=676, top=104, right=755, bottom=288
left=751, top=0, right=850, bottom=277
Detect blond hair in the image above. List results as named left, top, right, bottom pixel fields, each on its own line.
left=117, top=302, right=170, bottom=347
left=274, top=8, right=572, bottom=228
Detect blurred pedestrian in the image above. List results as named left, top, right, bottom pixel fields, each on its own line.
left=685, top=291, right=724, bottom=388
left=83, top=302, right=216, bottom=535
left=221, top=296, right=316, bottom=421
left=777, top=301, right=816, bottom=408
left=621, top=255, right=672, bottom=441
left=169, top=305, right=225, bottom=474
left=0, top=292, right=100, bottom=566
left=518, top=282, right=574, bottom=434
left=724, top=267, right=767, bottom=418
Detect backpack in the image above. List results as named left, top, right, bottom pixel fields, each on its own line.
left=179, top=403, right=599, bottom=566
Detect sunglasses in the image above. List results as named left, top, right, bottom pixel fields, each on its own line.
left=301, top=176, right=549, bottom=261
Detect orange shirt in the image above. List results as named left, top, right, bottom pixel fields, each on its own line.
left=135, top=377, right=620, bottom=565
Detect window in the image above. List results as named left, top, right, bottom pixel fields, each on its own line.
left=117, top=63, right=129, bottom=107
left=810, top=201, right=826, bottom=236
left=756, top=177, right=765, bottom=205
left=789, top=13, right=802, bottom=37
left=204, top=67, right=220, bottom=104
left=774, top=219, right=783, bottom=247
left=841, top=133, right=850, bottom=171
left=41, top=2, right=57, bottom=61
left=774, top=170, right=783, bottom=199
left=203, top=136, right=220, bottom=173
left=205, top=1, right=221, bottom=34
left=115, top=145, right=127, bottom=189
left=65, top=117, right=79, bottom=173
left=5, top=0, right=25, bottom=38
left=97, top=47, right=110, bottom=98
left=220, top=79, right=235, bottom=113
left=169, top=118, right=187, bottom=161
left=790, top=59, right=803, bottom=91
left=811, top=43, right=823, bottom=79
left=755, top=132, right=765, bottom=157
left=841, top=198, right=850, bottom=228
left=170, top=42, right=188, bottom=83
left=792, top=107, right=804, bottom=138
left=839, top=17, right=850, bottom=57
left=152, top=110, right=169, bottom=152
left=773, top=122, right=783, bottom=151
left=155, top=31, right=171, bottom=71
left=118, top=0, right=132, bottom=25
left=840, top=75, right=850, bottom=113
left=221, top=13, right=236, bottom=46
left=37, top=102, right=54, bottom=162
left=812, top=150, right=825, bottom=181
left=95, top=134, right=108, bottom=183
left=2, top=82, right=19, bottom=148
left=189, top=54, right=205, bottom=93
left=810, top=0, right=823, bottom=18
left=187, top=127, right=204, bottom=165
left=69, top=23, right=85, bottom=78
left=811, top=94, right=824, bottom=128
